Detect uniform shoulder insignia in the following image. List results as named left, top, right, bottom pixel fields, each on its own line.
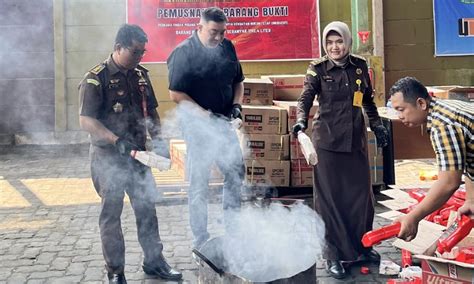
left=351, top=54, right=367, bottom=62
left=310, top=56, right=328, bottom=66
left=137, top=64, right=148, bottom=72
left=306, top=69, right=317, bottom=77
left=89, top=63, right=106, bottom=75
left=86, top=78, right=100, bottom=86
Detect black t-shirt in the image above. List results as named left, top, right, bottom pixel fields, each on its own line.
left=167, top=31, right=245, bottom=116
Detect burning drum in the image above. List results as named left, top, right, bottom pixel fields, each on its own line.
left=193, top=198, right=323, bottom=283
left=194, top=236, right=316, bottom=283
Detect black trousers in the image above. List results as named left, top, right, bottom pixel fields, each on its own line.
left=90, top=146, right=163, bottom=273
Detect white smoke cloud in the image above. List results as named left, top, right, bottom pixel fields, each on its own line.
left=199, top=201, right=325, bottom=282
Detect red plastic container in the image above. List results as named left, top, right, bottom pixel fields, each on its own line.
left=362, top=223, right=401, bottom=247
left=437, top=215, right=474, bottom=254
left=401, top=249, right=412, bottom=267
left=408, top=189, right=427, bottom=202
left=445, top=196, right=465, bottom=209
left=453, top=187, right=466, bottom=200
left=456, top=247, right=474, bottom=264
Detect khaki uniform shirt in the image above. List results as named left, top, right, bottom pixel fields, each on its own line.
left=79, top=55, right=158, bottom=149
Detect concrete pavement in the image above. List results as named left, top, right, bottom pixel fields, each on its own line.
left=0, top=145, right=437, bottom=283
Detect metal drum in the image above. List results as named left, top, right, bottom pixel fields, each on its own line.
left=194, top=228, right=316, bottom=283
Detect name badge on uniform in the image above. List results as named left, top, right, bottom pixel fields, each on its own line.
left=353, top=79, right=363, bottom=107
left=322, top=75, right=334, bottom=82
left=108, top=79, right=120, bottom=89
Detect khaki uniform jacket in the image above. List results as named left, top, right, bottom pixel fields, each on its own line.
left=297, top=55, right=382, bottom=152
left=79, top=55, right=158, bottom=149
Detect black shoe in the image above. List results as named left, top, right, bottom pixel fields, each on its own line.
left=360, top=249, right=381, bottom=263
left=325, top=260, right=346, bottom=279
left=143, top=257, right=183, bottom=281
left=107, top=272, right=127, bottom=284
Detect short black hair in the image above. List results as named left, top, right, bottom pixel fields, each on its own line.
left=115, top=24, right=148, bottom=48
left=201, top=7, right=227, bottom=23
left=389, top=77, right=430, bottom=105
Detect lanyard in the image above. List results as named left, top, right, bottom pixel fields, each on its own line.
left=138, top=74, right=148, bottom=119
left=137, top=72, right=150, bottom=146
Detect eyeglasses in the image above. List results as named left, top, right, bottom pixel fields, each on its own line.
left=125, top=47, right=146, bottom=57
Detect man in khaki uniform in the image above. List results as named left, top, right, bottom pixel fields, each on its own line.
left=79, top=24, right=181, bottom=283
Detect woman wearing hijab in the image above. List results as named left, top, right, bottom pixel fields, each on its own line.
left=292, top=21, right=389, bottom=279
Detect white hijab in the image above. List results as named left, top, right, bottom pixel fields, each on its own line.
left=322, top=21, right=352, bottom=67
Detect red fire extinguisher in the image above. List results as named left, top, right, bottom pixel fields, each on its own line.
left=437, top=215, right=474, bottom=254
left=362, top=223, right=401, bottom=247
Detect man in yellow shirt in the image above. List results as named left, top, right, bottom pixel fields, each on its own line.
left=389, top=77, right=473, bottom=241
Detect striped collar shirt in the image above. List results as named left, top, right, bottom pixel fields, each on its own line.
left=426, top=99, right=474, bottom=179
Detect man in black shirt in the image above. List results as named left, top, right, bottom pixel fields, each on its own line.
left=167, top=7, right=245, bottom=249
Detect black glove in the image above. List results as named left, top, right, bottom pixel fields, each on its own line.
left=373, top=124, right=389, bottom=148
left=152, top=137, right=170, bottom=159
left=291, top=118, right=307, bottom=136
left=230, top=103, right=242, bottom=120
left=115, top=137, right=139, bottom=156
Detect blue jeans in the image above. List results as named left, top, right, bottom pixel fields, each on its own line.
left=181, top=114, right=244, bottom=248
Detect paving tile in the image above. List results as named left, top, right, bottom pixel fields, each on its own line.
left=0, top=145, right=420, bottom=283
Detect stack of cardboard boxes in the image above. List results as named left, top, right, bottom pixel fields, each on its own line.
left=244, top=75, right=384, bottom=188
left=273, top=100, right=318, bottom=187
left=426, top=86, right=474, bottom=102
left=240, top=79, right=290, bottom=187
left=169, top=139, right=224, bottom=182
left=261, top=75, right=305, bottom=101
left=169, top=74, right=384, bottom=189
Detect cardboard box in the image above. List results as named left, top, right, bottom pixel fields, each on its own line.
left=375, top=188, right=445, bottom=259
left=376, top=187, right=474, bottom=284
left=426, top=86, right=474, bottom=102
left=367, top=129, right=379, bottom=159
left=170, top=139, right=186, bottom=171
left=243, top=78, right=274, bottom=105
left=289, top=135, right=304, bottom=160
left=417, top=255, right=474, bottom=283
left=369, top=155, right=384, bottom=185
left=169, top=140, right=223, bottom=182
left=261, top=75, right=305, bottom=101
left=290, top=135, right=318, bottom=160
left=241, top=105, right=288, bottom=134
left=415, top=213, right=474, bottom=284
left=273, top=100, right=318, bottom=132
left=239, top=133, right=290, bottom=160
left=245, top=160, right=290, bottom=187
left=367, top=129, right=383, bottom=184
left=379, top=111, right=435, bottom=160
left=290, top=159, right=313, bottom=187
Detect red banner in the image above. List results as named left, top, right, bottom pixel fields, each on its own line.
left=127, top=0, right=320, bottom=62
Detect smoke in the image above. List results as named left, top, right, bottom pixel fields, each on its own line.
left=0, top=0, right=55, bottom=137
left=167, top=58, right=325, bottom=282
left=172, top=100, right=243, bottom=172
left=158, top=106, right=182, bottom=140
left=202, top=201, right=325, bottom=282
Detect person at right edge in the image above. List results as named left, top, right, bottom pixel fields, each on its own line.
left=292, top=21, right=389, bottom=279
